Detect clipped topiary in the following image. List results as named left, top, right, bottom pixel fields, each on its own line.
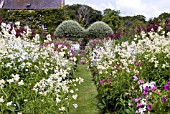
left=54, top=20, right=85, bottom=38
left=87, top=21, right=113, bottom=38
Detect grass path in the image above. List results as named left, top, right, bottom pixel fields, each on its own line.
left=70, top=65, right=100, bottom=114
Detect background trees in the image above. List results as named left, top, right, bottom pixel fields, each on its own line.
left=0, top=4, right=169, bottom=35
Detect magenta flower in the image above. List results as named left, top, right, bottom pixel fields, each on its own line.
left=107, top=79, right=111, bottom=83
left=144, top=86, right=149, bottom=91
left=116, top=65, right=119, bottom=70
left=98, top=80, right=105, bottom=85
left=164, top=85, right=169, bottom=91
left=147, top=104, right=151, bottom=110
left=164, top=82, right=170, bottom=91
left=134, top=61, right=137, bottom=65
left=41, top=43, right=45, bottom=48
left=143, top=91, right=148, bottom=95
left=151, top=86, right=157, bottom=91
left=136, top=103, right=142, bottom=108
left=162, top=97, right=167, bottom=103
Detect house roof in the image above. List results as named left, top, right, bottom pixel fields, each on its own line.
left=1, top=0, right=64, bottom=9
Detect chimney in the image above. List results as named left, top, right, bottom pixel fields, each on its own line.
left=0, top=0, right=4, bottom=8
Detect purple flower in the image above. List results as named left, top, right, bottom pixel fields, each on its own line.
left=147, top=104, right=151, bottom=110
left=143, top=91, right=148, bottom=95
left=136, top=103, right=142, bottom=108
left=167, top=82, right=170, bottom=85
left=133, top=97, right=141, bottom=102
left=164, top=85, right=169, bottom=91
left=162, top=97, right=167, bottom=103
left=164, top=82, right=170, bottom=91
left=137, top=80, right=144, bottom=84
left=98, top=80, right=105, bottom=85
left=116, top=65, right=119, bottom=70
left=107, top=79, right=111, bottom=83
left=151, top=86, right=157, bottom=91
left=134, top=61, right=137, bottom=65
left=133, top=75, right=138, bottom=81
left=41, top=43, right=45, bottom=48
left=144, top=86, right=149, bottom=91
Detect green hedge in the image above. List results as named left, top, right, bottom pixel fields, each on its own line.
left=54, top=20, right=85, bottom=38
left=0, top=9, right=65, bottom=34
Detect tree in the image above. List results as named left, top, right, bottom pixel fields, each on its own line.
left=87, top=21, right=113, bottom=38
left=102, top=8, right=122, bottom=32
left=54, top=20, right=85, bottom=38
left=64, top=4, right=102, bottom=27
left=158, top=12, right=170, bottom=20
left=77, top=5, right=91, bottom=26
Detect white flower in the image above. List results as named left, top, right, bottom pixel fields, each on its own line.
left=12, top=74, right=20, bottom=81
left=59, top=107, right=65, bottom=111
left=0, top=96, right=4, bottom=103
left=7, top=78, right=14, bottom=84
left=154, top=61, right=159, bottom=67
left=70, top=90, right=74, bottom=93
left=0, top=79, right=5, bottom=87
left=15, top=21, right=20, bottom=26
left=17, top=112, right=22, bottom=114
left=1, top=22, right=6, bottom=28
left=46, top=34, right=52, bottom=41
left=162, top=64, right=166, bottom=68
left=56, top=97, right=61, bottom=103
left=72, top=94, right=78, bottom=100
left=18, top=80, right=24, bottom=86
left=73, top=104, right=78, bottom=108
left=140, top=98, right=147, bottom=106
left=6, top=101, right=12, bottom=106
left=62, top=85, right=69, bottom=93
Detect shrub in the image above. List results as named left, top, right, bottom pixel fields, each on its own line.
left=86, top=21, right=113, bottom=38
left=86, top=27, right=170, bottom=113
left=54, top=20, right=85, bottom=38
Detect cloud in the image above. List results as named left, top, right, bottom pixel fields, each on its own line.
left=65, top=0, right=170, bottom=20
left=115, top=0, right=170, bottom=20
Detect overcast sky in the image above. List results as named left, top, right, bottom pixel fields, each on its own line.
left=65, top=0, right=170, bottom=20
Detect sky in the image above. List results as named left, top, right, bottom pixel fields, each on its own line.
left=65, top=0, right=170, bottom=20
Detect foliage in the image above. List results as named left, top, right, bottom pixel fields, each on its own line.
left=86, top=21, right=113, bottom=38
left=102, top=8, right=123, bottom=32
left=0, top=22, right=84, bottom=113
left=0, top=9, right=65, bottom=34
left=86, top=25, right=170, bottom=113
left=54, top=20, right=85, bottom=38
left=69, top=65, right=100, bottom=114
left=64, top=4, right=102, bottom=28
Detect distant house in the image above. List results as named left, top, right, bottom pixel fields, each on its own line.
left=0, top=0, right=65, bottom=9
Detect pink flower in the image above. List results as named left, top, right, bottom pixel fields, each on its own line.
left=164, top=82, right=170, bottom=91
left=133, top=97, right=141, bottom=102
left=143, top=91, right=148, bottom=95
left=41, top=43, right=45, bottom=48
left=133, top=75, right=138, bottom=81
left=144, top=86, right=149, bottom=91
left=107, top=79, right=111, bottom=83
left=134, top=61, right=137, bottom=65
left=137, top=80, right=144, bottom=84
left=98, top=80, right=105, bottom=85
left=116, top=65, right=119, bottom=70
left=136, top=103, right=142, bottom=108
left=147, top=104, right=151, bottom=110
left=151, top=86, right=157, bottom=91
